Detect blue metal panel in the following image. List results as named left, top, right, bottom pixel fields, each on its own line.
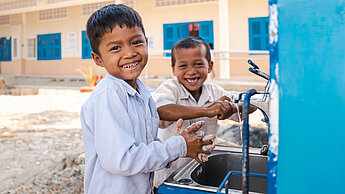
left=158, top=185, right=212, bottom=194
left=268, top=0, right=278, bottom=193
left=276, top=0, right=345, bottom=193
left=82, top=31, right=92, bottom=59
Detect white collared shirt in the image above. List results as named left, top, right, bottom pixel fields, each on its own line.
left=151, top=78, right=238, bottom=187
left=81, top=74, right=187, bottom=194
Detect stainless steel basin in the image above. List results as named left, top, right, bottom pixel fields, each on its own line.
left=191, top=152, right=267, bottom=193
left=162, top=147, right=267, bottom=193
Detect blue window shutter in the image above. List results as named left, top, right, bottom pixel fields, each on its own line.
left=0, top=38, right=3, bottom=61
left=0, top=37, right=12, bottom=61
left=6, top=37, right=11, bottom=61
left=164, top=21, right=214, bottom=56
left=249, top=17, right=269, bottom=51
left=82, top=31, right=92, bottom=59
left=37, top=33, right=61, bottom=60
left=199, top=21, right=214, bottom=46
left=179, top=23, right=189, bottom=38
left=163, top=24, right=175, bottom=56
left=53, top=33, right=61, bottom=59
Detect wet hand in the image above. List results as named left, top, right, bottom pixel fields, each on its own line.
left=177, top=120, right=215, bottom=163
left=205, top=96, right=236, bottom=120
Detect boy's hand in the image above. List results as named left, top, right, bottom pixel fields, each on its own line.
left=234, top=102, right=257, bottom=115
left=204, top=96, right=237, bottom=120
left=174, top=119, right=215, bottom=164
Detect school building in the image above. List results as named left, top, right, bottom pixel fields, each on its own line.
left=0, top=0, right=269, bottom=81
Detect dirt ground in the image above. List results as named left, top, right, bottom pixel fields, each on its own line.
left=0, top=89, right=267, bottom=193
left=0, top=89, right=89, bottom=193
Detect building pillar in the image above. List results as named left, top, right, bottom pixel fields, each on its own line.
left=218, top=0, right=230, bottom=79
left=21, top=13, right=26, bottom=75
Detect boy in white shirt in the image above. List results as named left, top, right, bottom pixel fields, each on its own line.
left=152, top=36, right=255, bottom=187
left=80, top=5, right=214, bottom=194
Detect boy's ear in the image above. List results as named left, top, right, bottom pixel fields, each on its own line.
left=145, top=37, right=148, bottom=47
left=208, top=61, right=214, bottom=73
left=91, top=52, right=104, bottom=68
left=172, top=65, right=176, bottom=76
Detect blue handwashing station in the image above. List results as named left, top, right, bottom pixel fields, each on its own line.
left=158, top=0, right=345, bottom=193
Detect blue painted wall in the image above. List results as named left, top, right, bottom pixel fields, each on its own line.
left=276, top=0, right=345, bottom=193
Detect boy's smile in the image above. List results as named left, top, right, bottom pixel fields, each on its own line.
left=172, top=46, right=213, bottom=100
left=91, top=26, right=148, bottom=89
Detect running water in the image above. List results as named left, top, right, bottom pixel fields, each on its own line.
left=235, top=103, right=243, bottom=144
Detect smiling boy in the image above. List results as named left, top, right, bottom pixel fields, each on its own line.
left=80, top=5, right=214, bottom=194
left=152, top=36, right=245, bottom=187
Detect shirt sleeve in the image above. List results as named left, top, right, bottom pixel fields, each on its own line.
left=152, top=80, right=178, bottom=108
left=91, top=88, right=187, bottom=176
left=212, top=83, right=240, bottom=102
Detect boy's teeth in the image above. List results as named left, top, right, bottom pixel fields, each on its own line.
left=187, top=78, right=198, bottom=83
left=123, top=62, right=138, bottom=68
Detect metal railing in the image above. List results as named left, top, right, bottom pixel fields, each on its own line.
left=144, top=49, right=269, bottom=79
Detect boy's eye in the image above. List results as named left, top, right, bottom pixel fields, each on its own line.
left=110, top=46, right=120, bottom=51
left=195, top=62, right=204, bottom=67
left=177, top=64, right=187, bottom=68
left=133, top=40, right=144, bottom=45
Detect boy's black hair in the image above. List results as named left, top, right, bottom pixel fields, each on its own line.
left=171, top=36, right=212, bottom=66
left=86, top=4, right=145, bottom=55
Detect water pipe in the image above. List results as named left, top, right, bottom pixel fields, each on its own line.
left=248, top=60, right=270, bottom=80
left=216, top=170, right=267, bottom=194
left=237, top=89, right=258, bottom=193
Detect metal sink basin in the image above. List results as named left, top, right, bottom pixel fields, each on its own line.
left=161, top=147, right=267, bottom=193
left=191, top=152, right=267, bottom=193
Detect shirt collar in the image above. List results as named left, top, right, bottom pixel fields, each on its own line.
left=175, top=78, right=214, bottom=105
left=106, top=74, right=151, bottom=99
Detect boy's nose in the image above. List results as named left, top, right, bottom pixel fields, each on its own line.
left=186, top=67, right=197, bottom=75
left=123, top=46, right=137, bottom=58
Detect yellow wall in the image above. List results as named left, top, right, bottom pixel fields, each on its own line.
left=0, top=0, right=269, bottom=79
left=139, top=1, right=218, bottom=51
left=229, top=0, right=269, bottom=50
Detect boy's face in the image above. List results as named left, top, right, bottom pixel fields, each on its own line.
left=172, top=45, right=213, bottom=99
left=91, top=26, right=148, bottom=88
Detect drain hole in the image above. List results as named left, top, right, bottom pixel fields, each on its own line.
left=177, top=178, right=193, bottom=185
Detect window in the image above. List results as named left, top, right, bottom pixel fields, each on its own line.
left=0, top=0, right=36, bottom=12
left=13, top=38, right=18, bottom=58
left=249, top=17, right=269, bottom=51
left=0, top=15, right=10, bottom=25
left=82, top=31, right=92, bottom=59
left=163, top=21, right=213, bottom=56
left=39, top=7, right=67, bottom=21
left=81, top=1, right=116, bottom=16
left=0, top=37, right=12, bottom=61
left=37, top=33, right=61, bottom=60
left=154, top=0, right=216, bottom=7
left=27, top=38, right=36, bottom=58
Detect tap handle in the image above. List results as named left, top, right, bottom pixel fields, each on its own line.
left=248, top=59, right=260, bottom=69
